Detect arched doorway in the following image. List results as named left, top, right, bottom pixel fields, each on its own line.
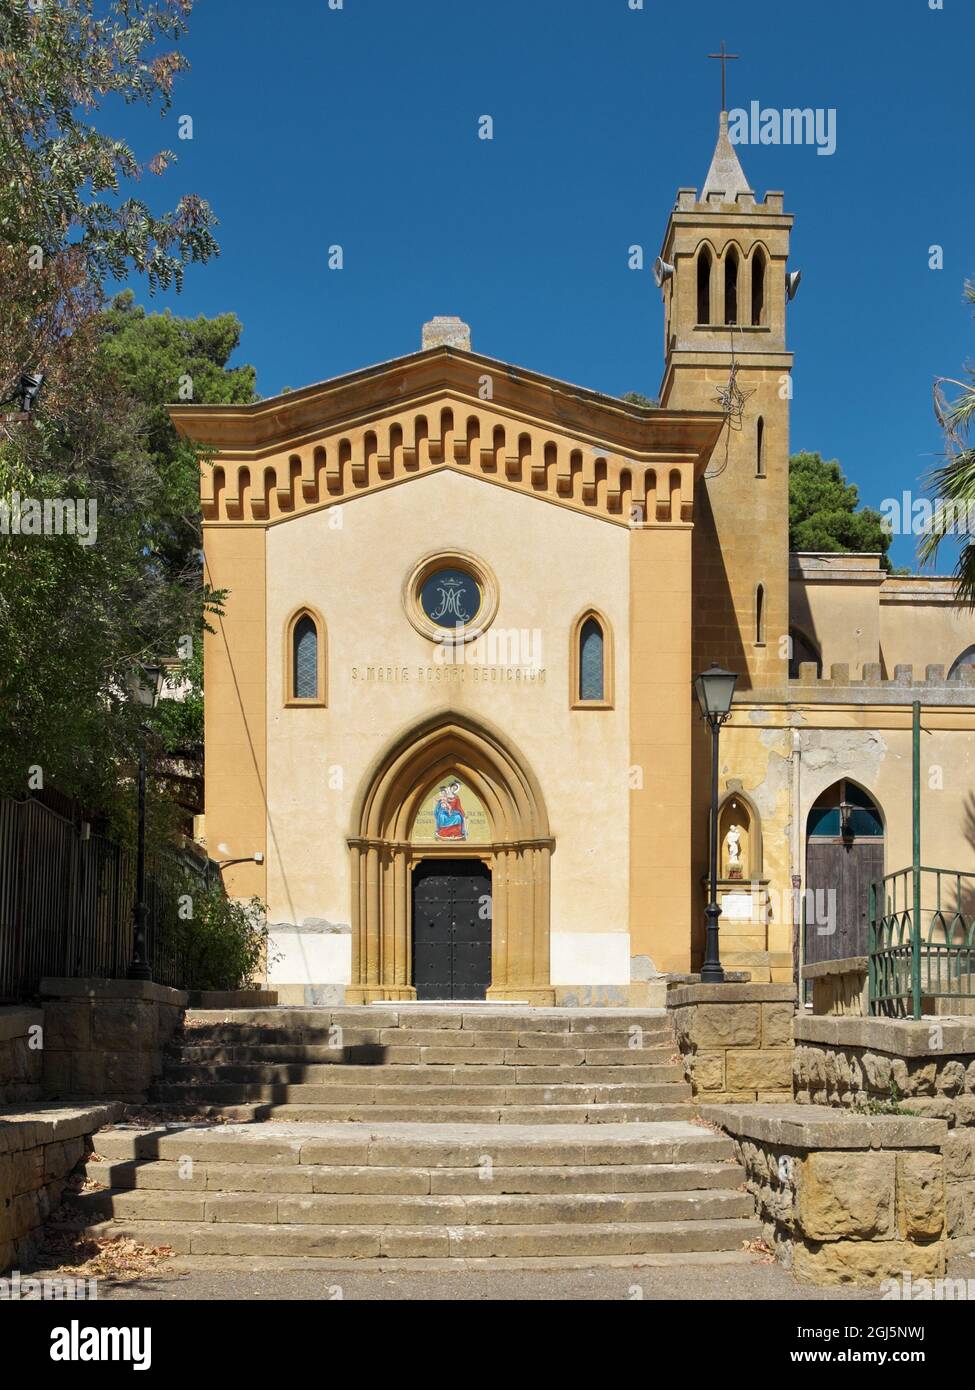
left=804, top=779, right=884, bottom=965
left=346, top=711, right=555, bottom=1003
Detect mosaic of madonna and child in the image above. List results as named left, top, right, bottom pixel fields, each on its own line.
left=411, top=778, right=490, bottom=844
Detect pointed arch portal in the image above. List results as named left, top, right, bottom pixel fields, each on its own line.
left=347, top=712, right=555, bottom=1003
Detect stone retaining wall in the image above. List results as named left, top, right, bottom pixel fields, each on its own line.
left=0, top=1007, right=43, bottom=1106
left=0, top=1102, right=120, bottom=1273
left=39, top=978, right=187, bottom=1102
left=794, top=1016, right=975, bottom=1127
left=708, top=1103, right=952, bottom=1284
left=668, top=982, right=795, bottom=1103
left=801, top=958, right=869, bottom=1017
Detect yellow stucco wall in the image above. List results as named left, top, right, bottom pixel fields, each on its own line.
left=716, top=703, right=975, bottom=982
left=202, top=527, right=267, bottom=903
left=880, top=580, right=975, bottom=676
left=263, top=468, right=633, bottom=982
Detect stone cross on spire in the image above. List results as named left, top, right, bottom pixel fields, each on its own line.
left=708, top=40, right=739, bottom=114
left=702, top=42, right=750, bottom=201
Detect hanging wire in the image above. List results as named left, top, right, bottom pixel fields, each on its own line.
left=706, top=325, right=755, bottom=478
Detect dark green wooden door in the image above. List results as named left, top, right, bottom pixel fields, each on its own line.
left=412, top=860, right=492, bottom=1000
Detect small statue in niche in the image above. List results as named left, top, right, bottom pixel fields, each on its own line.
left=725, top=823, right=743, bottom=880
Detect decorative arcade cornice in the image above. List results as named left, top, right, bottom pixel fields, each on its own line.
left=170, top=346, right=724, bottom=529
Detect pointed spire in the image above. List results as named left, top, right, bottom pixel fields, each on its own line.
left=701, top=112, right=752, bottom=202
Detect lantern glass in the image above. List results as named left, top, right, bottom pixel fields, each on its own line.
left=694, top=664, right=738, bottom=720
left=129, top=662, right=166, bottom=710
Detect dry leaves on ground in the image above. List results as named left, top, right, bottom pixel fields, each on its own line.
left=742, top=1236, right=776, bottom=1264
left=40, top=1221, right=175, bottom=1281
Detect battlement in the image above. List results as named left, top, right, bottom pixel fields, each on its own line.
left=675, top=187, right=786, bottom=215
left=797, top=662, right=975, bottom=689
left=738, top=661, right=975, bottom=708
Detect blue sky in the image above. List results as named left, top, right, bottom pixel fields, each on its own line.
left=116, top=0, right=973, bottom=569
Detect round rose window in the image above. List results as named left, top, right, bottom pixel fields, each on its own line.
left=418, top=566, right=482, bottom=630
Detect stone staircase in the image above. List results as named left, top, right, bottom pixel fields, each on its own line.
left=65, top=1006, right=762, bottom=1266
left=150, top=1005, right=691, bottom=1123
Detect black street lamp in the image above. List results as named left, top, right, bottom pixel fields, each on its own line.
left=127, top=662, right=166, bottom=981
left=694, top=664, right=739, bottom=985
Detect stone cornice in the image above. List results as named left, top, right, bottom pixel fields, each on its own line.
left=170, top=345, right=723, bottom=458
left=172, top=349, right=724, bottom=528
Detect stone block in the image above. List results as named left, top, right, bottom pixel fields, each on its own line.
left=793, top=1236, right=945, bottom=1287
left=943, top=1131, right=975, bottom=1181
left=689, top=1051, right=725, bottom=1091
left=726, top=1050, right=793, bottom=1092
left=91, top=1000, right=156, bottom=1053
left=679, top=1003, right=761, bottom=1049
left=946, top=1180, right=975, bottom=1237
left=762, top=1002, right=794, bottom=1047
left=896, top=1152, right=944, bottom=1239
left=861, top=1050, right=891, bottom=1093
left=43, top=1142, right=68, bottom=1181
left=936, top=1061, right=966, bottom=1095
left=103, top=1051, right=154, bottom=1097
left=798, top=1150, right=894, bottom=1239
left=71, top=1052, right=106, bottom=1094
left=11, top=1147, right=44, bottom=1193
left=41, top=1050, right=72, bottom=1096
left=44, top=1001, right=90, bottom=1052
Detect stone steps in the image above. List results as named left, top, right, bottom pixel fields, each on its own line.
left=71, top=1120, right=760, bottom=1262
left=176, top=1009, right=673, bottom=1051
left=67, top=1121, right=758, bottom=1260
left=85, top=1158, right=741, bottom=1196
left=59, top=1215, right=761, bottom=1260
left=153, top=1008, right=687, bottom=1124
left=73, top=1185, right=753, bottom=1227
left=66, top=1008, right=765, bottom=1266
left=165, top=1046, right=678, bottom=1067
left=92, top=1121, right=730, bottom=1166
left=181, top=1007, right=671, bottom=1029
left=144, top=1101, right=696, bottom=1124
left=153, top=1081, right=691, bottom=1106
left=161, top=1050, right=675, bottom=1073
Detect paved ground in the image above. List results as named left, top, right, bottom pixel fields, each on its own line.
left=32, top=1252, right=975, bottom=1301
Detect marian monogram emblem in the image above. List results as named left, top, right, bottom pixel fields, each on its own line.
left=428, top=576, right=472, bottom=624
left=419, top=567, right=480, bottom=629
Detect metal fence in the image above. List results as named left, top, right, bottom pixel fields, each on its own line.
left=0, top=793, right=215, bottom=1002
left=869, top=867, right=975, bottom=1018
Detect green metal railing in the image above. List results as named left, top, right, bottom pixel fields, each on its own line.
left=869, top=866, right=975, bottom=1017
left=868, top=700, right=975, bottom=1018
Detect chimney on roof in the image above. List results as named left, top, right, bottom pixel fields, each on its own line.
left=422, top=316, right=471, bottom=352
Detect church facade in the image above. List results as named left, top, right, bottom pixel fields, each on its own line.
left=172, top=118, right=975, bottom=1005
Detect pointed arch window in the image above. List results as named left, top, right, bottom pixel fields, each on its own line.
left=756, top=416, right=766, bottom=477
left=755, top=584, right=766, bottom=646
left=697, top=246, right=712, bottom=324
left=724, top=247, right=739, bottom=325
left=751, top=247, right=767, bottom=325
left=807, top=781, right=884, bottom=840
left=285, top=608, right=327, bottom=706
left=948, top=645, right=975, bottom=682
left=571, top=610, right=614, bottom=708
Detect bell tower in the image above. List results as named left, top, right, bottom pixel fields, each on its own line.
left=656, top=105, right=797, bottom=690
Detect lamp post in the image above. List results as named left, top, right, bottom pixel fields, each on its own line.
left=127, top=662, right=166, bottom=981
left=694, top=664, right=738, bottom=985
